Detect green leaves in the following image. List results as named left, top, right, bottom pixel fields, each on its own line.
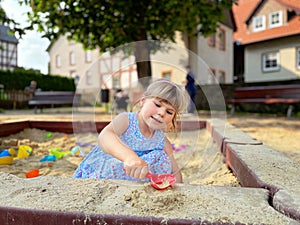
left=16, top=0, right=235, bottom=78
left=20, top=0, right=234, bottom=49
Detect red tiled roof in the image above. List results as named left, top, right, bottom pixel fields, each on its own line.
left=277, top=0, right=300, bottom=12
left=233, top=0, right=300, bottom=45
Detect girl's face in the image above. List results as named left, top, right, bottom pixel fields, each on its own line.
left=140, top=97, right=176, bottom=130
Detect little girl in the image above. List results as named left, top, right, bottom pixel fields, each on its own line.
left=73, top=79, right=188, bottom=182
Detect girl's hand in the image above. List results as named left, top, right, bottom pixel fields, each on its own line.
left=123, top=157, right=149, bottom=180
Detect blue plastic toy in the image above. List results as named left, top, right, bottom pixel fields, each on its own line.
left=40, top=155, right=56, bottom=162
left=0, top=150, right=11, bottom=157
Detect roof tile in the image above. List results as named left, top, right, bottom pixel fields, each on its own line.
left=233, top=0, right=300, bottom=45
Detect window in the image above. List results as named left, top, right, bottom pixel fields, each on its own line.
left=297, top=48, right=300, bottom=70
left=86, top=71, right=92, bottom=85
left=208, top=68, right=216, bottom=84
left=70, top=71, right=77, bottom=78
left=70, top=51, right=75, bottom=65
left=253, top=15, right=266, bottom=32
left=218, top=29, right=226, bottom=51
left=56, top=55, right=61, bottom=68
left=269, top=11, right=282, bottom=28
left=218, top=71, right=226, bottom=83
left=262, top=51, right=280, bottom=72
left=208, top=33, right=216, bottom=47
left=71, top=72, right=79, bottom=86
left=162, top=70, right=172, bottom=80
left=113, top=76, right=120, bottom=88
left=85, top=50, right=92, bottom=63
left=210, top=68, right=216, bottom=76
left=0, top=42, right=18, bottom=70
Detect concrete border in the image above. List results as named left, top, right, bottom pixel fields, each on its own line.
left=208, top=119, right=300, bottom=222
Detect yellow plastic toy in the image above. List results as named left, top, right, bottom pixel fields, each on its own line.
left=16, top=145, right=33, bottom=159
left=8, top=148, right=16, bottom=156
left=0, top=148, right=16, bottom=165
left=0, top=156, right=13, bottom=165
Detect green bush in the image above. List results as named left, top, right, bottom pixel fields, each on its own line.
left=0, top=69, right=75, bottom=91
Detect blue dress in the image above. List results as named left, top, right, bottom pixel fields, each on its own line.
left=73, top=112, right=172, bottom=181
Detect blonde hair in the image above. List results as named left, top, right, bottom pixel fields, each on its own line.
left=140, top=79, right=189, bottom=131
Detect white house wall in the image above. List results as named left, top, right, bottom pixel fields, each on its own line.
left=151, top=31, right=189, bottom=85
left=48, top=25, right=234, bottom=97
left=245, top=35, right=300, bottom=82
left=197, top=24, right=234, bottom=84
left=49, top=35, right=100, bottom=83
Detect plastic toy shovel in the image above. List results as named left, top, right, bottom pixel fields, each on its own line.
left=146, top=172, right=176, bottom=190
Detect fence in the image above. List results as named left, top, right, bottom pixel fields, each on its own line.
left=1, top=79, right=300, bottom=113
left=0, top=90, right=31, bottom=109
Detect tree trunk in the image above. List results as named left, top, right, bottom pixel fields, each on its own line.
left=134, top=41, right=152, bottom=87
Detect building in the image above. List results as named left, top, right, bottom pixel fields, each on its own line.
left=47, top=35, right=138, bottom=96
left=47, top=10, right=235, bottom=97
left=233, top=0, right=300, bottom=83
left=47, top=35, right=100, bottom=81
left=191, top=9, right=236, bottom=85
left=0, top=25, right=18, bottom=71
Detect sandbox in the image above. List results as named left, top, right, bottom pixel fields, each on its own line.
left=0, top=119, right=299, bottom=224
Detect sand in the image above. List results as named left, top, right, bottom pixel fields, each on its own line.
left=0, top=111, right=299, bottom=223
left=227, top=115, right=300, bottom=164
left=0, top=126, right=243, bottom=222
left=0, top=127, right=239, bottom=186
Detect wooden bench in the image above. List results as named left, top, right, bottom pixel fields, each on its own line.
left=227, top=84, right=300, bottom=118
left=28, top=91, right=80, bottom=113
left=110, top=94, right=129, bottom=113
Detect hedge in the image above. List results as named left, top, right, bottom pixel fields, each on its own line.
left=0, top=69, right=75, bottom=91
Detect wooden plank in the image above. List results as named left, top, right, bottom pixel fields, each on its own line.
left=227, top=98, right=300, bottom=104
left=33, top=91, right=76, bottom=96
left=28, top=92, right=80, bottom=107
left=232, top=85, right=300, bottom=99
left=227, top=85, right=300, bottom=118
left=0, top=121, right=30, bottom=137
left=28, top=100, right=76, bottom=105
left=0, top=120, right=109, bottom=137
left=28, top=121, right=75, bottom=133
left=234, top=84, right=300, bottom=91
left=0, top=120, right=204, bottom=137
left=177, top=120, right=206, bottom=131
left=28, top=121, right=109, bottom=134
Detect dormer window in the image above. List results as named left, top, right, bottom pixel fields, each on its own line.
left=269, top=11, right=282, bottom=28
left=253, top=15, right=266, bottom=32
left=262, top=51, right=280, bottom=72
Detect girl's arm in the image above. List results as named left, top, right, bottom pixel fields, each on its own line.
left=164, top=138, right=183, bottom=183
left=98, top=113, right=148, bottom=179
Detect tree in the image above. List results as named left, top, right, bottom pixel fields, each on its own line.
left=0, top=2, right=25, bottom=37
left=22, top=0, right=236, bottom=80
